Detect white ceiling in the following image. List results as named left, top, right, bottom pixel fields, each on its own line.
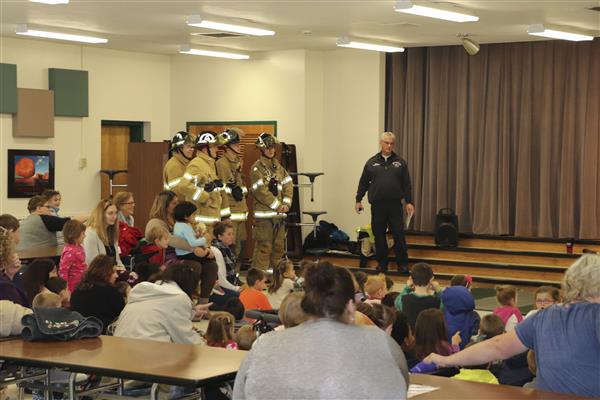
left=1, top=0, right=599, bottom=55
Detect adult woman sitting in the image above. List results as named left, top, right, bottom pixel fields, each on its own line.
left=114, top=260, right=209, bottom=344
left=233, top=261, right=409, bottom=399
left=83, top=198, right=123, bottom=266
left=0, top=226, right=29, bottom=307
left=70, top=255, right=124, bottom=333
left=145, top=191, right=217, bottom=304
left=114, top=191, right=136, bottom=227
left=21, top=258, right=57, bottom=306
left=425, top=254, right=600, bottom=398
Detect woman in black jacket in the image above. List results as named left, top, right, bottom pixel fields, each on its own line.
left=71, top=255, right=124, bottom=333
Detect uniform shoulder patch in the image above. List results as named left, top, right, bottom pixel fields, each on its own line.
left=392, top=161, right=402, bottom=168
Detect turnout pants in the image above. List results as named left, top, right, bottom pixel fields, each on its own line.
left=232, top=220, right=247, bottom=262
left=371, top=200, right=409, bottom=268
left=251, top=219, right=286, bottom=270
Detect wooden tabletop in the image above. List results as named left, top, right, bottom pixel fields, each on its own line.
left=411, top=374, right=591, bottom=400
left=0, top=336, right=247, bottom=386
left=18, top=246, right=63, bottom=261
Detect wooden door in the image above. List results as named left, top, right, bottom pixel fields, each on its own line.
left=101, top=125, right=130, bottom=199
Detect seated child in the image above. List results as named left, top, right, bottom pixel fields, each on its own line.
left=356, top=302, right=396, bottom=334
left=133, top=262, right=164, bottom=284
left=223, top=297, right=248, bottom=331
left=381, top=291, right=400, bottom=308
left=172, top=202, right=210, bottom=261
left=450, top=274, right=472, bottom=290
left=451, top=341, right=499, bottom=385
left=141, top=226, right=171, bottom=266
left=395, top=263, right=441, bottom=329
left=472, top=314, right=534, bottom=386
left=296, top=260, right=316, bottom=289
left=239, top=268, right=272, bottom=321
left=493, top=285, right=523, bottom=331
left=390, top=310, right=418, bottom=369
left=205, top=312, right=238, bottom=349
left=441, top=285, right=480, bottom=349
left=59, top=219, right=87, bottom=292
left=525, top=285, right=561, bottom=318
left=32, top=292, right=61, bottom=308
left=236, top=325, right=257, bottom=350
left=364, top=274, right=387, bottom=303
left=414, top=309, right=460, bottom=363
left=267, top=260, right=296, bottom=309
left=46, top=276, right=71, bottom=309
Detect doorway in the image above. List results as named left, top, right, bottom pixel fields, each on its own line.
left=100, top=121, right=144, bottom=199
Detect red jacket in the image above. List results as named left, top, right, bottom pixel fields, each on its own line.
left=118, top=221, right=143, bottom=257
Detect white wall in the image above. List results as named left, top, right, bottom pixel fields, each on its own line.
left=1, top=39, right=384, bottom=237
left=0, top=37, right=170, bottom=218
left=321, top=49, right=385, bottom=236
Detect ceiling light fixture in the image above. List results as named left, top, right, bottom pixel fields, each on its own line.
left=336, top=37, right=404, bottom=53
left=458, top=34, right=479, bottom=55
left=179, top=45, right=250, bottom=60
left=394, top=0, right=478, bottom=22
left=29, top=0, right=69, bottom=4
left=527, top=24, right=593, bottom=42
left=15, top=24, right=107, bottom=44
left=186, top=15, right=275, bottom=36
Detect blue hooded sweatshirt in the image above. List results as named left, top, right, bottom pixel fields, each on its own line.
left=441, top=286, right=480, bottom=349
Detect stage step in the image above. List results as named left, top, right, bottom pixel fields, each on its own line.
left=406, top=233, right=600, bottom=254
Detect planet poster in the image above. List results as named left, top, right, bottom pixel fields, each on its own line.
left=7, top=149, right=55, bottom=198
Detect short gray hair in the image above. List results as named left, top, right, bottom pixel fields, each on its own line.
left=562, top=254, right=600, bottom=302
left=380, top=132, right=395, bottom=141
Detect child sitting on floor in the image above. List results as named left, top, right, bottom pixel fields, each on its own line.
left=395, top=263, right=441, bottom=329
left=441, top=284, right=480, bottom=349
left=413, top=309, right=461, bottom=363
left=239, top=268, right=272, bottom=320
left=364, top=274, right=387, bottom=304
left=525, top=285, right=561, bottom=319
left=267, top=259, right=296, bottom=309
left=205, top=312, right=238, bottom=349
left=493, top=285, right=523, bottom=331
left=356, top=302, right=396, bottom=334
left=32, top=292, right=61, bottom=309
left=390, top=310, right=418, bottom=369
left=46, top=277, right=71, bottom=309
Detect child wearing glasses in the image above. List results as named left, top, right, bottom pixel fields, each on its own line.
left=525, top=286, right=562, bottom=319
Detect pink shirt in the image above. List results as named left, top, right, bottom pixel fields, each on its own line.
left=59, top=243, right=87, bottom=292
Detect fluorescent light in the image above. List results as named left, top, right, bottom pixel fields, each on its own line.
left=527, top=24, right=593, bottom=42
left=179, top=45, right=250, bottom=60
left=15, top=24, right=107, bottom=43
left=29, top=0, right=69, bottom=4
left=336, top=37, right=404, bottom=53
left=187, top=15, right=274, bottom=36
left=394, top=0, right=478, bottom=22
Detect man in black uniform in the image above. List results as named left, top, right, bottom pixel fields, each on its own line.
left=355, top=132, right=415, bottom=273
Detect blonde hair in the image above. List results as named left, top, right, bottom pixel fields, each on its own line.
left=205, top=312, right=235, bottom=347
left=236, top=325, right=257, bottom=351
left=0, top=227, right=15, bottom=267
left=278, top=292, right=307, bottom=328
left=563, top=254, right=600, bottom=302
left=32, top=292, right=61, bottom=308
left=87, top=199, right=118, bottom=246
left=146, top=225, right=169, bottom=244
left=113, top=191, right=134, bottom=211
left=364, top=274, right=386, bottom=298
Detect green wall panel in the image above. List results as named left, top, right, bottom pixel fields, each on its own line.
left=48, top=68, right=88, bottom=117
left=0, top=63, right=18, bottom=114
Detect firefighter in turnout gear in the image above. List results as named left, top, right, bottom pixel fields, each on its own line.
left=216, top=128, right=249, bottom=260
left=163, top=131, right=196, bottom=200
left=250, top=132, right=293, bottom=270
left=179, top=131, right=228, bottom=231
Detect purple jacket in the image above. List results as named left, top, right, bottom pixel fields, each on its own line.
left=0, top=271, right=30, bottom=307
